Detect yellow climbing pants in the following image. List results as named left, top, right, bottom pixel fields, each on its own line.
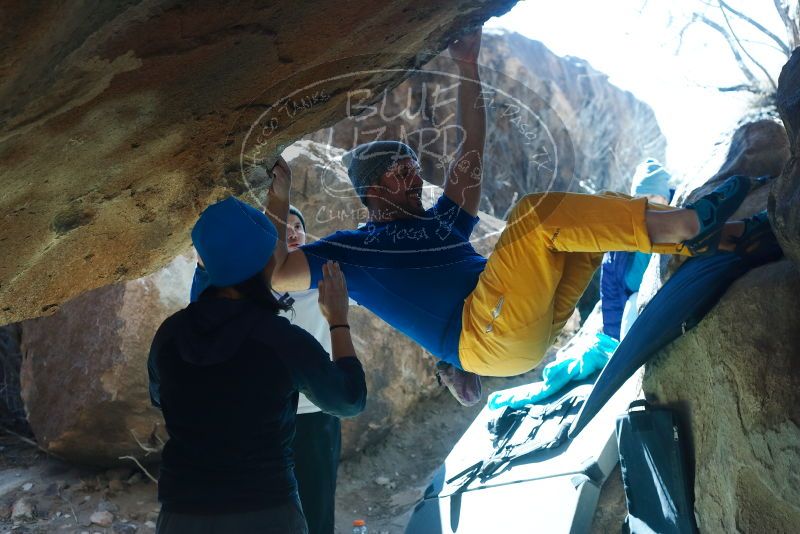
left=458, top=191, right=692, bottom=377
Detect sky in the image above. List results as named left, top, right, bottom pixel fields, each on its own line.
left=485, top=0, right=790, bottom=191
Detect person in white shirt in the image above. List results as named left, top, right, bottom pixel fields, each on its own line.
left=280, top=205, right=343, bottom=534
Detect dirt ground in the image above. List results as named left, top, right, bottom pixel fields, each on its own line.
left=333, top=372, right=544, bottom=533
left=0, top=371, right=542, bottom=534
left=0, top=312, right=589, bottom=534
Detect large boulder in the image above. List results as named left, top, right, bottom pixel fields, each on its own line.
left=774, top=47, right=800, bottom=270
left=0, top=0, right=515, bottom=326
left=0, top=324, right=25, bottom=427
left=17, top=140, right=504, bottom=465
left=19, top=253, right=196, bottom=465
left=648, top=118, right=791, bottom=285
left=642, top=260, right=800, bottom=532
left=638, top=67, right=799, bottom=531
left=311, top=30, right=666, bottom=218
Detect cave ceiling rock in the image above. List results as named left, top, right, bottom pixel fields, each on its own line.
left=0, top=0, right=516, bottom=324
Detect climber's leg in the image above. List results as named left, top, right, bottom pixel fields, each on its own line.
left=458, top=191, right=692, bottom=377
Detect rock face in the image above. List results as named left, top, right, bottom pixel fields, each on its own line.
left=639, top=111, right=799, bottom=528
left=0, top=0, right=515, bottom=326
left=312, top=30, right=666, bottom=218
left=680, top=119, right=790, bottom=218
left=774, top=47, right=800, bottom=270
left=643, top=260, right=800, bottom=533
left=0, top=324, right=25, bottom=426
left=656, top=118, right=791, bottom=281
left=19, top=253, right=195, bottom=465
left=17, top=140, right=505, bottom=464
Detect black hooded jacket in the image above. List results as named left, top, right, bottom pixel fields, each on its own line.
left=147, top=296, right=366, bottom=514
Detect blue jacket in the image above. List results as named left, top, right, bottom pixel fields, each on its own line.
left=600, top=252, right=650, bottom=339
left=148, top=297, right=366, bottom=514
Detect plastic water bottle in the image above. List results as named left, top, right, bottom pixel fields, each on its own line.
left=352, top=519, right=367, bottom=533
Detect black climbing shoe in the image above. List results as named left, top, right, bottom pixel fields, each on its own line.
left=682, top=175, right=752, bottom=256
left=436, top=361, right=483, bottom=407
left=733, top=210, right=784, bottom=265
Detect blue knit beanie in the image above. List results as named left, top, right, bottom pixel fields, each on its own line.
left=630, top=158, right=672, bottom=199
left=342, top=141, right=418, bottom=204
left=191, top=196, right=277, bottom=287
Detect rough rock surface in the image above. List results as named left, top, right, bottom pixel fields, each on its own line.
left=639, top=106, right=799, bottom=530
left=680, top=119, right=790, bottom=218
left=659, top=118, right=790, bottom=280
left=0, top=0, right=515, bottom=326
left=17, top=140, right=505, bottom=464
left=643, top=260, right=800, bottom=533
left=774, top=48, right=800, bottom=270
left=311, top=30, right=665, bottom=218
left=18, top=254, right=195, bottom=465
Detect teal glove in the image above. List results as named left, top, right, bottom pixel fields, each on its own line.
left=488, top=332, right=619, bottom=410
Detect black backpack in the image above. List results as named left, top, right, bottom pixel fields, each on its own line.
left=616, top=400, right=698, bottom=534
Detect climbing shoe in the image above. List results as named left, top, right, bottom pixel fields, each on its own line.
left=733, top=210, right=784, bottom=265
left=682, top=174, right=751, bottom=256
left=436, top=361, right=483, bottom=407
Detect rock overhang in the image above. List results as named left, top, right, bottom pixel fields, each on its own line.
left=0, top=0, right=517, bottom=324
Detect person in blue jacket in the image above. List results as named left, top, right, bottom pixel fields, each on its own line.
left=148, top=194, right=366, bottom=534
left=601, top=159, right=672, bottom=340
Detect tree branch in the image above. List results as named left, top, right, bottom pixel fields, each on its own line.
left=719, top=0, right=792, bottom=56
left=718, top=83, right=766, bottom=93
left=119, top=456, right=159, bottom=484
left=717, top=1, right=778, bottom=91
left=773, top=0, right=800, bottom=50
left=676, top=20, right=693, bottom=54
left=694, top=13, right=761, bottom=86
left=57, top=489, right=80, bottom=527
left=129, top=428, right=160, bottom=455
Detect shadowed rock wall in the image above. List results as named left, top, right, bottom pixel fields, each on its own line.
left=643, top=260, right=800, bottom=532
left=640, top=60, right=800, bottom=528
left=774, top=47, right=800, bottom=271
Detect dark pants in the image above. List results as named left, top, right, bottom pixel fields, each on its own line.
left=293, top=411, right=341, bottom=534
left=156, top=497, right=308, bottom=534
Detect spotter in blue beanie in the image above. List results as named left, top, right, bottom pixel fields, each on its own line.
left=191, top=196, right=277, bottom=288
left=630, top=158, right=672, bottom=200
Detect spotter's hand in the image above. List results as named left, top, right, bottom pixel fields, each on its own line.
left=269, top=155, right=292, bottom=201
left=317, top=261, right=350, bottom=326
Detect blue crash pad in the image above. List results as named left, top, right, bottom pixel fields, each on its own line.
left=568, top=250, right=777, bottom=439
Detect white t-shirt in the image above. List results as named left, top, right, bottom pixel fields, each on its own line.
left=277, top=289, right=332, bottom=415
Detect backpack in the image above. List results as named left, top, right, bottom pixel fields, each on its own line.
left=616, top=400, right=698, bottom=534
